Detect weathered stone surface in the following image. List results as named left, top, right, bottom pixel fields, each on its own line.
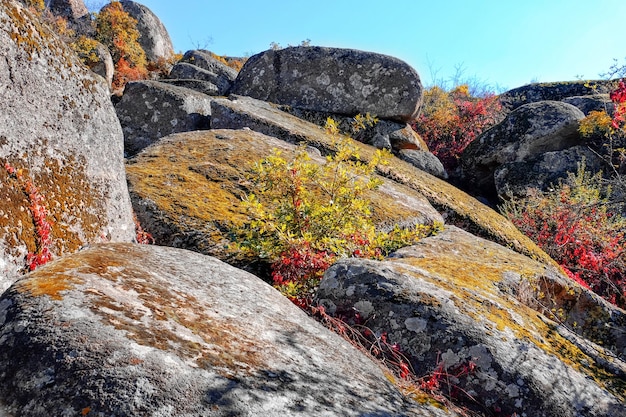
left=180, top=50, right=238, bottom=89
left=126, top=129, right=443, bottom=270
left=169, top=62, right=233, bottom=95
left=209, top=94, right=555, bottom=265
left=0, top=243, right=457, bottom=417
left=115, top=80, right=213, bottom=156
left=397, top=149, right=447, bottom=179
left=316, top=226, right=626, bottom=417
left=119, top=0, right=174, bottom=62
left=494, top=146, right=606, bottom=198
left=460, top=101, right=586, bottom=199
left=85, top=41, right=114, bottom=88
left=231, top=46, right=423, bottom=121
left=159, top=78, right=220, bottom=96
left=47, top=0, right=88, bottom=21
left=561, top=94, right=615, bottom=115
left=0, top=0, right=135, bottom=292
left=499, top=80, right=616, bottom=111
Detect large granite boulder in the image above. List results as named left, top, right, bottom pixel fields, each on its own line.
left=231, top=46, right=423, bottom=121
left=115, top=80, right=213, bottom=156
left=316, top=226, right=626, bottom=417
left=499, top=80, right=617, bottom=112
left=0, top=0, right=135, bottom=292
left=178, top=50, right=238, bottom=92
left=47, top=0, right=88, bottom=20
left=169, top=61, right=233, bottom=95
left=0, top=243, right=457, bottom=417
left=126, top=128, right=443, bottom=270
left=119, top=0, right=175, bottom=62
left=460, top=101, right=586, bottom=199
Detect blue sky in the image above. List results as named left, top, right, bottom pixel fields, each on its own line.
left=90, top=1, right=626, bottom=92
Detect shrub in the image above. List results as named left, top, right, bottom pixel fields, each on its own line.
left=500, top=163, right=626, bottom=308
left=411, top=85, right=503, bottom=172
left=95, top=1, right=147, bottom=89
left=234, top=118, right=440, bottom=306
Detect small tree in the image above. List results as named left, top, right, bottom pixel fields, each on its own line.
left=234, top=119, right=440, bottom=306
left=95, top=1, right=147, bottom=89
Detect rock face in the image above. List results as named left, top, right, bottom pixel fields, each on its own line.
left=231, top=46, right=423, bottom=121
left=460, top=101, right=586, bottom=199
left=119, top=0, right=174, bottom=62
left=0, top=243, right=455, bottom=417
left=47, top=0, right=88, bottom=20
left=178, top=50, right=239, bottom=93
left=126, top=129, right=443, bottom=269
left=0, top=0, right=135, bottom=292
left=316, top=226, right=626, bottom=417
left=499, top=80, right=616, bottom=111
left=85, top=41, right=114, bottom=88
left=115, top=80, right=213, bottom=156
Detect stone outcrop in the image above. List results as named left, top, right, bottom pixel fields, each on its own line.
left=169, top=61, right=233, bottom=95
left=178, top=50, right=238, bottom=93
left=0, top=243, right=456, bottom=417
left=460, top=101, right=586, bottom=199
left=47, top=0, right=88, bottom=21
left=231, top=46, right=423, bottom=121
left=83, top=41, right=114, bottom=88
left=119, top=0, right=175, bottom=62
left=316, top=226, right=626, bottom=417
left=499, top=80, right=617, bottom=112
left=115, top=80, right=213, bottom=156
left=562, top=94, right=615, bottom=115
left=0, top=0, right=135, bottom=292
left=126, top=129, right=443, bottom=270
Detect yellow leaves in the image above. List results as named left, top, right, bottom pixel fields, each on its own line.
left=579, top=110, right=614, bottom=138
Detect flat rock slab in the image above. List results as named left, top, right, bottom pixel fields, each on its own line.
left=231, top=46, right=423, bottom=121
left=0, top=243, right=456, bottom=417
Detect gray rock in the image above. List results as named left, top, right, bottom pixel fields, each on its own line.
left=397, top=149, right=447, bottom=179
left=169, top=61, right=232, bottom=95
left=47, top=0, right=88, bottom=21
left=499, top=80, right=617, bottom=112
left=119, top=0, right=175, bottom=62
left=561, top=94, right=615, bottom=115
left=494, top=146, right=606, bottom=198
left=86, top=41, right=114, bottom=89
left=231, top=46, right=423, bottom=121
left=0, top=243, right=456, bottom=417
left=316, top=226, right=626, bottom=417
left=115, top=80, right=213, bottom=156
left=460, top=101, right=585, bottom=198
left=0, top=0, right=135, bottom=292
left=159, top=78, right=221, bottom=96
left=180, top=49, right=238, bottom=86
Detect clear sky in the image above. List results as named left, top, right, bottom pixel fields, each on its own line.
left=89, top=0, right=626, bottom=92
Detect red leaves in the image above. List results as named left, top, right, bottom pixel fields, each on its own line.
left=4, top=162, right=53, bottom=271
left=610, top=79, right=626, bottom=129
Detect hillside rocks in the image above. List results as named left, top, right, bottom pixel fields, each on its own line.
left=126, top=129, right=443, bottom=269
left=460, top=101, right=586, bottom=199
left=118, top=0, right=175, bottom=62
left=115, top=80, right=213, bottom=156
left=316, top=226, right=626, bottom=417
left=231, top=46, right=423, bottom=121
left=178, top=49, right=239, bottom=93
left=0, top=0, right=135, bottom=292
left=0, top=243, right=456, bottom=417
left=168, top=61, right=233, bottom=95
left=499, top=80, right=617, bottom=111
left=47, top=0, right=88, bottom=21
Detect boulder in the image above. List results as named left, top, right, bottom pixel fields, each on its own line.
left=460, top=101, right=586, bottom=199
left=0, top=0, right=135, bottom=292
left=126, top=129, right=443, bottom=271
left=499, top=80, right=617, bottom=112
left=209, top=94, right=554, bottom=265
left=316, top=226, right=626, bottom=417
left=179, top=49, right=238, bottom=90
left=561, top=94, right=615, bottom=115
left=85, top=41, right=114, bottom=89
left=47, top=0, right=88, bottom=21
left=231, top=46, right=423, bottom=121
left=494, top=146, right=606, bottom=198
left=0, top=243, right=457, bottom=417
left=397, top=149, right=447, bottom=179
left=169, top=61, right=233, bottom=95
left=159, top=78, right=221, bottom=96
left=114, top=80, right=213, bottom=156
left=119, top=0, right=175, bottom=63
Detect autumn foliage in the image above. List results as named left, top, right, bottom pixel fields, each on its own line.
left=412, top=85, right=503, bottom=172
left=501, top=164, right=626, bottom=308
left=95, top=1, right=147, bottom=89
